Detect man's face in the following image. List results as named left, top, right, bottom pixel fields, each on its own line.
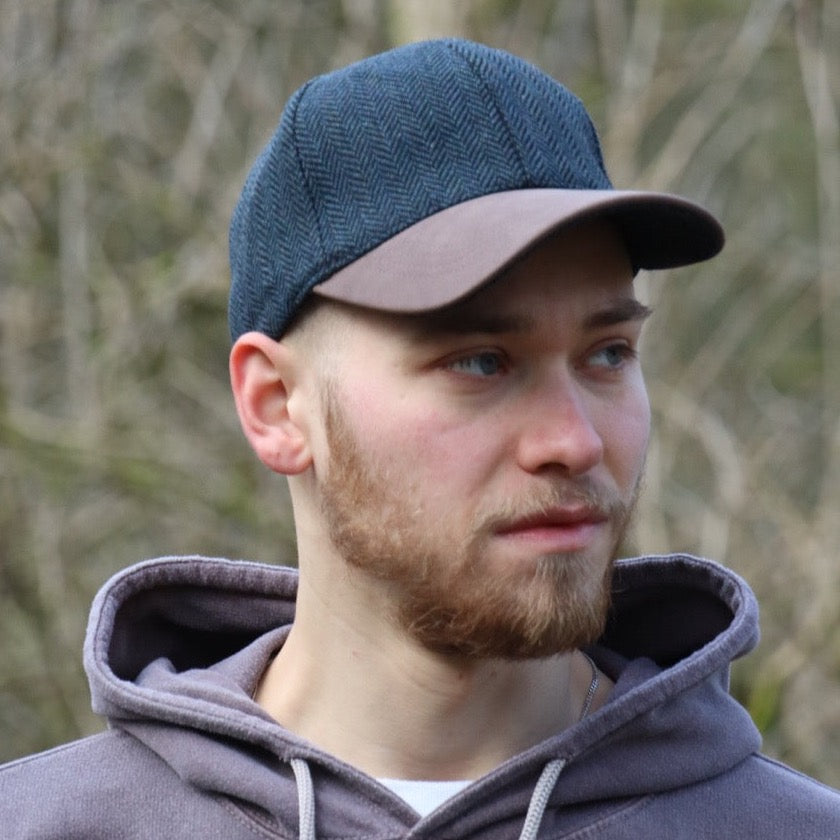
left=313, top=220, right=651, bottom=659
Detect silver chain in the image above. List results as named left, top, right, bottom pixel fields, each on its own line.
left=578, top=652, right=600, bottom=721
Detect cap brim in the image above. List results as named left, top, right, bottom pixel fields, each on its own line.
left=313, top=188, right=723, bottom=313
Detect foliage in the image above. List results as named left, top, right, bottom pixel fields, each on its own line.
left=1, top=0, right=838, bottom=783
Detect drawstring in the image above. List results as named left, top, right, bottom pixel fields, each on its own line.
left=518, top=758, right=567, bottom=840
left=290, top=758, right=316, bottom=840
left=289, top=753, right=566, bottom=840
left=517, top=651, right=595, bottom=837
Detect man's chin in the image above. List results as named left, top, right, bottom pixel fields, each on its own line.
left=399, top=566, right=612, bottom=661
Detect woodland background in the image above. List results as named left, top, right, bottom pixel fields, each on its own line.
left=2, top=0, right=840, bottom=784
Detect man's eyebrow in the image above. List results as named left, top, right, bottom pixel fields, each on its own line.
left=408, top=309, right=535, bottom=338
left=410, top=297, right=652, bottom=338
left=583, top=298, right=653, bottom=329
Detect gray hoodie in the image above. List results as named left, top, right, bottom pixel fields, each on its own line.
left=2, top=553, right=839, bottom=838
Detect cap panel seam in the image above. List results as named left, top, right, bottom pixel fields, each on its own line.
left=289, top=80, right=329, bottom=279
left=445, top=40, right=530, bottom=187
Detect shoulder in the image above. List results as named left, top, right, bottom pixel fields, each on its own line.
left=1, top=730, right=142, bottom=778
left=662, top=752, right=840, bottom=836
left=0, top=730, right=166, bottom=807
left=736, top=754, right=840, bottom=817
left=0, top=730, right=221, bottom=838
left=589, top=752, right=840, bottom=838
left=0, top=729, right=166, bottom=785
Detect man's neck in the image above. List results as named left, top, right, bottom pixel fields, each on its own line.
left=254, top=571, right=608, bottom=780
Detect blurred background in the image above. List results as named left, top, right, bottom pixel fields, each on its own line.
left=2, top=0, right=839, bottom=783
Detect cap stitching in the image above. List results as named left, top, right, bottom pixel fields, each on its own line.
left=289, top=80, right=329, bottom=274
left=446, top=40, right=530, bottom=186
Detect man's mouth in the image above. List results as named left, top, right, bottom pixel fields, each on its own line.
left=493, top=506, right=609, bottom=553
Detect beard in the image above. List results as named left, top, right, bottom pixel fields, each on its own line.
left=318, top=389, right=640, bottom=660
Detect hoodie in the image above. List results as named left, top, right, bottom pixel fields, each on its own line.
left=1, top=553, right=838, bottom=839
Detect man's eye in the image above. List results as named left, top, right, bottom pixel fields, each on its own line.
left=589, top=344, right=636, bottom=369
left=447, top=352, right=506, bottom=377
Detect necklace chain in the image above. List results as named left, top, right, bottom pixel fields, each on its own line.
left=578, top=652, right=600, bottom=721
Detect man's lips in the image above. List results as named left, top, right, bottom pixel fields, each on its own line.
left=493, top=507, right=609, bottom=552
left=496, top=505, right=609, bottom=532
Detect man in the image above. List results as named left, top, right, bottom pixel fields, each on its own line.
left=2, top=38, right=838, bottom=839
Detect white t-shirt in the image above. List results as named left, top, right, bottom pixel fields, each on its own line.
left=378, top=778, right=472, bottom=817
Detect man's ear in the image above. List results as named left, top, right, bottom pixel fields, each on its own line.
left=229, top=331, right=312, bottom=475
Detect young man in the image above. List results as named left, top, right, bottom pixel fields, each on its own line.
left=2, top=38, right=839, bottom=839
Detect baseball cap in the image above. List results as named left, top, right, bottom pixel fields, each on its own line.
left=229, top=38, right=723, bottom=340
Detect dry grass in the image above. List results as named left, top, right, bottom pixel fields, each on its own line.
left=1, top=0, right=838, bottom=783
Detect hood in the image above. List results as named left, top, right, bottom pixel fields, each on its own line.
left=83, top=554, right=762, bottom=838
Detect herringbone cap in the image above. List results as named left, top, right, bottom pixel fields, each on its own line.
left=229, top=39, right=723, bottom=340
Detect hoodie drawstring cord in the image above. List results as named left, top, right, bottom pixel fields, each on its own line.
left=518, top=758, right=567, bottom=840
left=289, top=755, right=565, bottom=840
left=290, top=758, right=316, bottom=840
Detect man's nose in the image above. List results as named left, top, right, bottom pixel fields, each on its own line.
left=515, top=375, right=604, bottom=476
